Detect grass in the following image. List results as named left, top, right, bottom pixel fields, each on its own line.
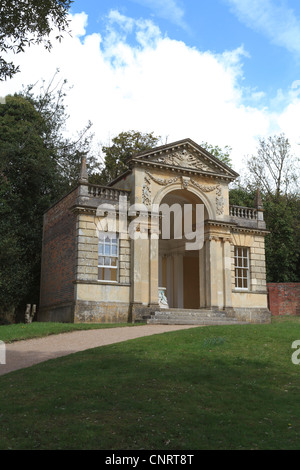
left=0, top=321, right=142, bottom=343
left=0, top=317, right=300, bottom=449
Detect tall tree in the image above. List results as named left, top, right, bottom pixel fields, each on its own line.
left=0, top=0, right=72, bottom=80
left=263, top=195, right=300, bottom=282
left=245, top=133, right=299, bottom=198
left=90, top=130, right=161, bottom=185
left=22, top=71, right=97, bottom=194
left=232, top=133, right=300, bottom=282
left=0, top=79, right=96, bottom=321
left=200, top=142, right=233, bottom=168
left=0, top=94, right=59, bottom=320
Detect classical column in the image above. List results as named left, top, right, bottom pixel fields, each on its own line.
left=149, top=223, right=160, bottom=309
left=173, top=253, right=184, bottom=308
left=223, top=238, right=233, bottom=309
left=129, top=217, right=150, bottom=321
left=166, top=255, right=174, bottom=308
left=199, top=245, right=206, bottom=308
left=205, top=236, right=224, bottom=309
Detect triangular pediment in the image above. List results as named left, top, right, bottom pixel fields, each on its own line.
left=131, top=138, right=239, bottom=179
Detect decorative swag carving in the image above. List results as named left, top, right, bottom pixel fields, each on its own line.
left=142, top=171, right=224, bottom=215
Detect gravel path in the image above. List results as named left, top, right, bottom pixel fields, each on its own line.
left=0, top=324, right=200, bottom=376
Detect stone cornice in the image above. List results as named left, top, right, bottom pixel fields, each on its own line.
left=70, top=205, right=97, bottom=215
left=130, top=138, right=239, bottom=177
left=231, top=226, right=270, bottom=236
left=130, top=158, right=236, bottom=182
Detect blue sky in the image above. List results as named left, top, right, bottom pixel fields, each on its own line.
left=69, top=0, right=300, bottom=106
left=2, top=0, right=300, bottom=170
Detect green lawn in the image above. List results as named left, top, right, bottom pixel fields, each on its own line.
left=0, top=318, right=300, bottom=450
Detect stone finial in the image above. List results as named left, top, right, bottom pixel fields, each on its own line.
left=255, top=188, right=263, bottom=210
left=79, top=155, right=88, bottom=183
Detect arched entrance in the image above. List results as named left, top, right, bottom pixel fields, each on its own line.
left=158, top=189, right=209, bottom=309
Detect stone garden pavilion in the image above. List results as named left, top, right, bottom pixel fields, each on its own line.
left=39, top=138, right=270, bottom=324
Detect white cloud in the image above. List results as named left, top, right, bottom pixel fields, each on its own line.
left=1, top=11, right=299, bottom=174
left=130, top=0, right=187, bottom=30
left=226, top=0, right=300, bottom=56
left=275, top=82, right=300, bottom=147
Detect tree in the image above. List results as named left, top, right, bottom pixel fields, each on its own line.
left=90, top=130, right=161, bottom=185
left=22, top=71, right=97, bottom=194
left=232, top=133, right=300, bottom=283
left=0, top=80, right=96, bottom=321
left=263, top=195, right=300, bottom=282
left=200, top=142, right=232, bottom=168
left=229, top=185, right=256, bottom=208
left=245, top=133, right=299, bottom=198
left=0, top=0, right=72, bottom=80
left=0, top=94, right=60, bottom=320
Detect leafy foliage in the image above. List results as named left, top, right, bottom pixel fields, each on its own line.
left=89, top=130, right=161, bottom=185
left=230, top=134, right=300, bottom=282
left=0, top=77, right=96, bottom=320
left=0, top=0, right=72, bottom=80
left=21, top=72, right=97, bottom=192
left=263, top=195, right=300, bottom=282
left=200, top=141, right=233, bottom=168
left=245, top=134, right=299, bottom=197
left=229, top=185, right=256, bottom=207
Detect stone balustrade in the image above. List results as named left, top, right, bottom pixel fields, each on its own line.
left=229, top=205, right=258, bottom=220
left=88, top=184, right=130, bottom=201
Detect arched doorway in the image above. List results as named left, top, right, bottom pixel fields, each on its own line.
left=158, top=189, right=208, bottom=309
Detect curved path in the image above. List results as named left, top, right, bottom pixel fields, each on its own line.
left=0, top=324, right=200, bottom=376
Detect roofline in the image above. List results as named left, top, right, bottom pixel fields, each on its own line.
left=43, top=184, right=79, bottom=215
left=131, top=137, right=239, bottom=178
left=108, top=169, right=132, bottom=187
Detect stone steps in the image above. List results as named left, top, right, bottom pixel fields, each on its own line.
left=147, top=309, right=248, bottom=325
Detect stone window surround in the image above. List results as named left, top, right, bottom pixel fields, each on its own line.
left=234, top=246, right=250, bottom=291
left=98, top=233, right=119, bottom=283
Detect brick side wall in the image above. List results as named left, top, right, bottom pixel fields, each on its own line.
left=39, top=188, right=78, bottom=309
left=267, top=283, right=300, bottom=316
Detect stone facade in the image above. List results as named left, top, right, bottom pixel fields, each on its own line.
left=39, top=138, right=271, bottom=324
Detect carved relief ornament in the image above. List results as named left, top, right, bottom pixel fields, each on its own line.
left=142, top=171, right=224, bottom=215
left=150, top=149, right=212, bottom=172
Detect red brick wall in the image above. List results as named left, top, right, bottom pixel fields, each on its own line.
left=39, top=188, right=78, bottom=309
left=267, top=283, right=300, bottom=316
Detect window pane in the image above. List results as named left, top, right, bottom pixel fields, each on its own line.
left=104, top=268, right=112, bottom=281
left=98, top=233, right=119, bottom=282
left=111, top=257, right=118, bottom=267
left=98, top=268, right=118, bottom=282
left=98, top=267, right=104, bottom=280
left=234, top=246, right=250, bottom=289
